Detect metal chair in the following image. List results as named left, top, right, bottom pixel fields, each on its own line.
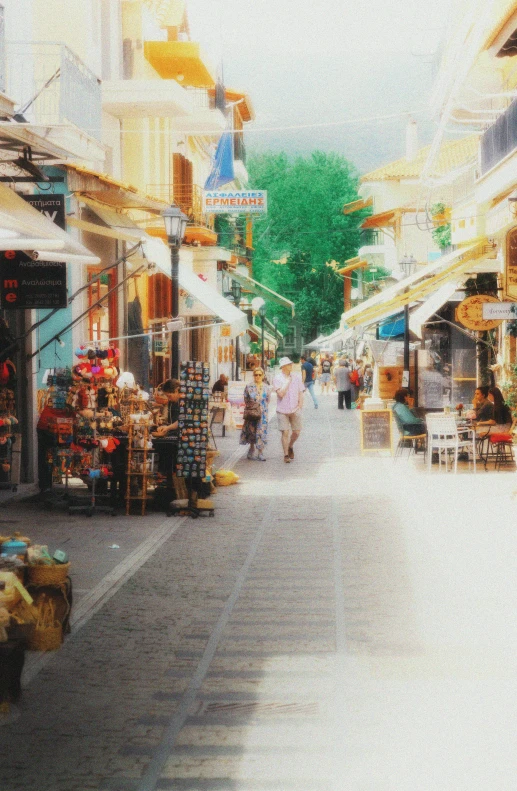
left=426, top=413, right=476, bottom=473
left=485, top=419, right=517, bottom=471
left=392, top=409, right=426, bottom=460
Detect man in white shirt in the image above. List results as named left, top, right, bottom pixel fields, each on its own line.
left=273, top=357, right=305, bottom=463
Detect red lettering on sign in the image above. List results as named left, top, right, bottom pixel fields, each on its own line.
left=5, top=250, right=15, bottom=260
left=5, top=293, right=17, bottom=303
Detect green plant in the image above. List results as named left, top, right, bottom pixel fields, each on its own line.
left=431, top=202, right=451, bottom=250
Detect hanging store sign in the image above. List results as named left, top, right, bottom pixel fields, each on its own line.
left=0, top=193, right=68, bottom=309
left=203, top=190, right=267, bottom=214
left=455, top=294, right=502, bottom=331
left=482, top=302, right=517, bottom=320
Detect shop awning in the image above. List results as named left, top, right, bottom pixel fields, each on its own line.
left=64, top=164, right=168, bottom=213
left=67, top=198, right=149, bottom=244
left=409, top=281, right=460, bottom=339
left=361, top=207, right=416, bottom=229
left=343, top=196, right=373, bottom=214
left=0, top=182, right=100, bottom=263
left=341, top=240, right=491, bottom=330
left=147, top=236, right=248, bottom=336
left=378, top=313, right=405, bottom=339
left=228, top=269, right=295, bottom=316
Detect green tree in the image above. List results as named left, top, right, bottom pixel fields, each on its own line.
left=247, top=151, right=365, bottom=338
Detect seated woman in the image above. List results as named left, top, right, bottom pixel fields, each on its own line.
left=392, top=388, right=426, bottom=436
left=471, top=385, right=495, bottom=436
left=477, top=386, right=512, bottom=433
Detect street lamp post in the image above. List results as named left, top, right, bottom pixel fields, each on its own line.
left=272, top=315, right=279, bottom=360
left=399, top=254, right=417, bottom=388
left=231, top=281, right=242, bottom=381
left=163, top=206, right=188, bottom=379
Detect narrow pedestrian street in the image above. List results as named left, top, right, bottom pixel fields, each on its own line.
left=3, top=395, right=517, bottom=791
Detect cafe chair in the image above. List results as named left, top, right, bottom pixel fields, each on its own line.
left=426, top=414, right=476, bottom=474
left=485, top=420, right=517, bottom=471
left=392, top=410, right=426, bottom=461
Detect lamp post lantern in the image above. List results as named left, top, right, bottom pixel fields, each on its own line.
left=399, top=254, right=417, bottom=388
left=163, top=205, right=188, bottom=379
left=231, top=281, right=242, bottom=380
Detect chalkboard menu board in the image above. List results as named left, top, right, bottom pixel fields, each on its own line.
left=360, top=409, right=393, bottom=453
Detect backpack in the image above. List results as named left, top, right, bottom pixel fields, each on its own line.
left=350, top=369, right=360, bottom=387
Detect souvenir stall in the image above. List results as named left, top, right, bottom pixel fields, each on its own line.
left=0, top=532, right=72, bottom=713
left=37, top=346, right=218, bottom=516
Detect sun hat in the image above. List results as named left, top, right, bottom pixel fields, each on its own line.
left=279, top=356, right=293, bottom=368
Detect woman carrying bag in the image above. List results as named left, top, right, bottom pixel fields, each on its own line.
left=240, top=367, right=271, bottom=461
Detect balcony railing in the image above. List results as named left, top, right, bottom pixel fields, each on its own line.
left=360, top=229, right=384, bottom=246
left=5, top=42, right=102, bottom=140
left=147, top=183, right=214, bottom=230
left=480, top=97, right=517, bottom=175
left=186, top=83, right=226, bottom=114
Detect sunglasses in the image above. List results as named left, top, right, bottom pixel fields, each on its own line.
left=253, top=373, right=263, bottom=377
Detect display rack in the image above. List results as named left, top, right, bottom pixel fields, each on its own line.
left=68, top=406, right=115, bottom=517
left=125, top=422, right=156, bottom=516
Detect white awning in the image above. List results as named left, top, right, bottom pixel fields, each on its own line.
left=409, top=281, right=460, bottom=339
left=145, top=236, right=248, bottom=337
left=228, top=269, right=295, bottom=316
left=0, top=182, right=100, bottom=264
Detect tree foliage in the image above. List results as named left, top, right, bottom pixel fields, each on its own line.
left=247, top=151, right=365, bottom=339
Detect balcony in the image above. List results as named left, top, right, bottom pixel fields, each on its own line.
left=146, top=183, right=217, bottom=245
left=5, top=42, right=104, bottom=162
left=144, top=41, right=216, bottom=87
left=102, top=78, right=192, bottom=119
left=171, top=87, right=226, bottom=134
left=480, top=97, right=517, bottom=175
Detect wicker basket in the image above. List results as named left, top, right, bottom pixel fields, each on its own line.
left=28, top=623, right=62, bottom=651
left=27, top=562, right=70, bottom=585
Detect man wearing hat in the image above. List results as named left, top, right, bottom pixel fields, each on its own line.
left=273, top=357, right=305, bottom=463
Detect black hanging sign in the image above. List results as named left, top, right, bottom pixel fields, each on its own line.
left=0, top=194, right=67, bottom=309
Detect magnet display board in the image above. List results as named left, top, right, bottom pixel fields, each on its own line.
left=360, top=409, right=393, bottom=453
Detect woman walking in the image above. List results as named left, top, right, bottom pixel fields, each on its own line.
left=240, top=367, right=270, bottom=461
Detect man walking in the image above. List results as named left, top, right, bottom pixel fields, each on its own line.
left=301, top=354, right=318, bottom=409
left=273, top=357, right=305, bottom=463
left=334, top=358, right=352, bottom=410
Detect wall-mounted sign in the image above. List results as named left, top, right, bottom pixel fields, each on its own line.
left=482, top=301, right=517, bottom=320
left=0, top=253, right=67, bottom=309
left=456, top=294, right=502, bottom=331
left=505, top=227, right=517, bottom=301
left=203, top=190, right=267, bottom=214
left=1, top=193, right=68, bottom=310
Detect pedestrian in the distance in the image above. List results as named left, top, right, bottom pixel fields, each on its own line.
left=273, top=357, right=305, bottom=463
left=240, top=367, right=270, bottom=461
left=319, top=355, right=333, bottom=395
left=301, top=354, right=318, bottom=409
left=334, top=358, right=352, bottom=410
left=363, top=364, right=373, bottom=395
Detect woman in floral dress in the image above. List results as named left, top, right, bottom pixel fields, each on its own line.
left=240, top=367, right=270, bottom=461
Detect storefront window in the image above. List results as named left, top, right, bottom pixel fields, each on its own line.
left=87, top=267, right=117, bottom=342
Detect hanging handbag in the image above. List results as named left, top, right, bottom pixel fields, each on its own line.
left=243, top=400, right=262, bottom=422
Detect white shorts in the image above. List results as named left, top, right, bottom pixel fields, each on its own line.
left=277, top=411, right=302, bottom=432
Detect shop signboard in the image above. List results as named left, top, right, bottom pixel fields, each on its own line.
left=203, top=190, right=267, bottom=214
left=456, top=294, right=502, bottom=331
left=482, top=301, right=517, bottom=320
left=227, top=380, right=246, bottom=429
left=360, top=409, right=393, bottom=454
left=0, top=194, right=68, bottom=310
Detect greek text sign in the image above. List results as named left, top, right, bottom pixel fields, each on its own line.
left=203, top=191, right=267, bottom=214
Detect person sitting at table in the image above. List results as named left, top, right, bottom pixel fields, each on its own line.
left=392, top=388, right=426, bottom=436
left=479, top=386, right=512, bottom=433
left=212, top=373, right=228, bottom=395
left=153, top=379, right=181, bottom=437
left=472, top=386, right=494, bottom=427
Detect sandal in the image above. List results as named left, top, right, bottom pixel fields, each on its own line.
left=247, top=450, right=255, bottom=460
left=288, top=447, right=294, bottom=460
left=256, top=453, right=266, bottom=461
left=284, top=455, right=291, bottom=463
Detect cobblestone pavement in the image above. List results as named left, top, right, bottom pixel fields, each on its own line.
left=3, top=393, right=517, bottom=790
